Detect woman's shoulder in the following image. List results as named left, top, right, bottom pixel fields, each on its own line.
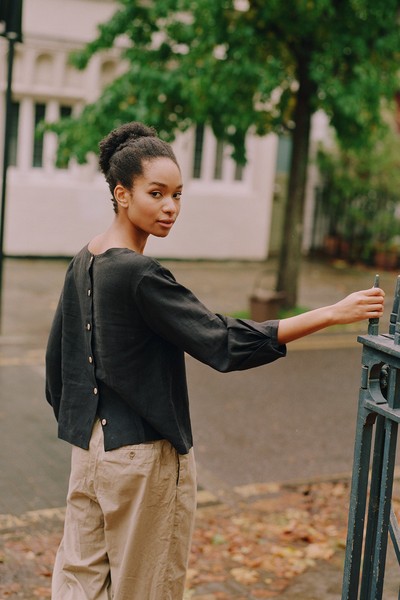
left=74, top=245, right=154, bottom=268
left=91, top=248, right=174, bottom=281
left=128, top=253, right=176, bottom=283
left=70, top=245, right=176, bottom=287
left=112, top=249, right=161, bottom=272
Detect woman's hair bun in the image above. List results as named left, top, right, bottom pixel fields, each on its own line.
left=99, top=122, right=157, bottom=175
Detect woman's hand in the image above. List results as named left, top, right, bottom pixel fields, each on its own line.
left=330, top=287, right=385, bottom=325
left=277, top=287, right=385, bottom=344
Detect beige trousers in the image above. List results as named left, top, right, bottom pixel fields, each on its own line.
left=52, top=420, right=197, bottom=600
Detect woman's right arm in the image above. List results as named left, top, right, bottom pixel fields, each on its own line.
left=277, top=287, right=385, bottom=344
left=135, top=261, right=286, bottom=372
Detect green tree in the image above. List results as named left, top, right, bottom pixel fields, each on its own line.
left=51, top=0, right=400, bottom=308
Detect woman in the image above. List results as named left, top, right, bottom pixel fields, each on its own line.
left=46, top=122, right=384, bottom=600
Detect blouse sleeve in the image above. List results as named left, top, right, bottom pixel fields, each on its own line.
left=135, top=261, right=286, bottom=372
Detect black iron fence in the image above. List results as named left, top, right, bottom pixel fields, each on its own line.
left=342, top=275, right=400, bottom=599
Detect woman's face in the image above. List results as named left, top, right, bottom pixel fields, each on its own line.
left=119, top=157, right=183, bottom=242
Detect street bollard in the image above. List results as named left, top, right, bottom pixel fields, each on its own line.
left=342, top=275, right=400, bottom=600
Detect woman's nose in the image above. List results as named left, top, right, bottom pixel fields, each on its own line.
left=162, top=196, right=177, bottom=213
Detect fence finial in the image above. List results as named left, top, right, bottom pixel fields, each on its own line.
left=394, top=294, right=400, bottom=346
left=389, top=275, right=400, bottom=337
left=368, top=274, right=380, bottom=336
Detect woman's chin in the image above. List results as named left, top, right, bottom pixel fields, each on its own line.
left=153, top=229, right=172, bottom=239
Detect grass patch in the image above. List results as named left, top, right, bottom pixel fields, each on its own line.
left=230, top=306, right=310, bottom=320
left=230, top=309, right=251, bottom=319
left=278, top=305, right=310, bottom=319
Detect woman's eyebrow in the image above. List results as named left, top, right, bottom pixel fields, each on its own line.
left=149, top=181, right=183, bottom=189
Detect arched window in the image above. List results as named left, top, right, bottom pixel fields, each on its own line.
left=9, top=101, right=20, bottom=166
left=32, top=103, right=46, bottom=167
left=65, top=62, right=81, bottom=88
left=34, top=54, right=53, bottom=85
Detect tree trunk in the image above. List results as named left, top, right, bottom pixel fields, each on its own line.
left=276, top=62, right=314, bottom=309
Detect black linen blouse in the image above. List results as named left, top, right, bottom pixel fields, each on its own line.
left=45, top=246, right=287, bottom=454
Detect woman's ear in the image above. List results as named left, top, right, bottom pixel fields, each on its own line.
left=114, top=184, right=130, bottom=209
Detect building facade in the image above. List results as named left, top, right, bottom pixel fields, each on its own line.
left=0, top=0, right=326, bottom=260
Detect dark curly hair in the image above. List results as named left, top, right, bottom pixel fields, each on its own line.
left=99, top=122, right=179, bottom=213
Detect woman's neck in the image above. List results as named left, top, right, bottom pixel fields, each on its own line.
left=88, top=217, right=147, bottom=255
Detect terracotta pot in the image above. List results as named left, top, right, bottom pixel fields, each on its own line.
left=249, top=291, right=286, bottom=321
left=374, top=250, right=398, bottom=270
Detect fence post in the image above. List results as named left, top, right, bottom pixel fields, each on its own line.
left=342, top=275, right=400, bottom=599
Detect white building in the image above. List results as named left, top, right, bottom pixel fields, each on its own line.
left=0, top=0, right=327, bottom=260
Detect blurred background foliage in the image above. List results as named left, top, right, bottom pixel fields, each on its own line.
left=318, top=126, right=400, bottom=267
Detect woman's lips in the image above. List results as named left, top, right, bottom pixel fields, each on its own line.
left=157, top=220, right=175, bottom=228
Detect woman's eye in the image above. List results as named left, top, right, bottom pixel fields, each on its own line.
left=174, top=192, right=182, bottom=199
left=150, top=191, right=162, bottom=198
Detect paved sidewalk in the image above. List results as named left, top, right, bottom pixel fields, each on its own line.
left=0, top=255, right=399, bottom=599
left=1, top=478, right=399, bottom=599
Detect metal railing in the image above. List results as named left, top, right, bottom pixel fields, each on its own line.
left=342, top=275, right=400, bottom=600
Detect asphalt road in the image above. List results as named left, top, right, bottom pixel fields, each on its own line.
left=188, top=346, right=362, bottom=489
left=0, top=345, right=364, bottom=515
